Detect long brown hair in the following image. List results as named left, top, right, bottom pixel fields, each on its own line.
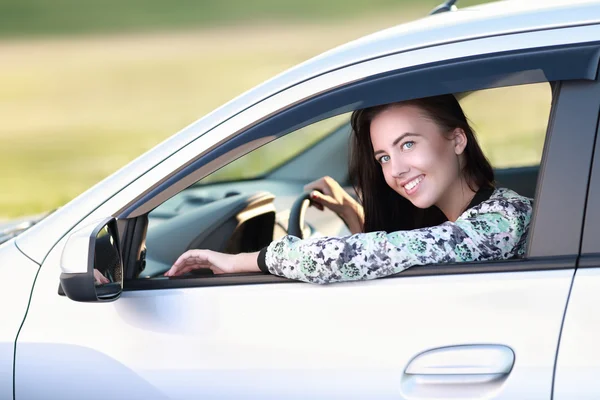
left=349, top=94, right=494, bottom=233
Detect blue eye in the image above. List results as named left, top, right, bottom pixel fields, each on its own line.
left=378, top=155, right=391, bottom=164
left=402, top=141, right=415, bottom=150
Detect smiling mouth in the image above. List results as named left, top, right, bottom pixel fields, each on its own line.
left=403, top=175, right=424, bottom=194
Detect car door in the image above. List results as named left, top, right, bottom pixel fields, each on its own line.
left=14, top=29, right=600, bottom=399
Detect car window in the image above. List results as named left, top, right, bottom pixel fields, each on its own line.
left=141, top=81, right=553, bottom=281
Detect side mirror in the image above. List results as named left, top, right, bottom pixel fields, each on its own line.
left=60, top=217, right=123, bottom=302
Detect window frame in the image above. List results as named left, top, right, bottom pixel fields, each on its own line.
left=527, top=79, right=600, bottom=259
left=578, top=79, right=600, bottom=264
left=118, top=41, right=600, bottom=290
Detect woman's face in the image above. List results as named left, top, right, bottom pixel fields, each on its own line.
left=370, top=104, right=467, bottom=212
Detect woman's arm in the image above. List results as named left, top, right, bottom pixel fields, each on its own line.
left=263, top=190, right=532, bottom=284
left=338, top=196, right=364, bottom=235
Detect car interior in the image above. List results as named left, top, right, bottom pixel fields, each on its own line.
left=122, top=82, right=550, bottom=283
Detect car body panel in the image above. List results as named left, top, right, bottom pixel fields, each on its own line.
left=0, top=240, right=39, bottom=400
left=16, top=231, right=575, bottom=399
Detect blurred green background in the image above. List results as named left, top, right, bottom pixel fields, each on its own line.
left=0, top=0, right=486, bottom=37
left=2, top=0, right=551, bottom=219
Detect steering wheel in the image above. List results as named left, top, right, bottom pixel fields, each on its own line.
left=287, top=192, right=315, bottom=239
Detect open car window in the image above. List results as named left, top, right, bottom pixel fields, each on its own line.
left=140, top=82, right=552, bottom=281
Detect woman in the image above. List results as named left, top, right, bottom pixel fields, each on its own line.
left=165, top=94, right=532, bottom=284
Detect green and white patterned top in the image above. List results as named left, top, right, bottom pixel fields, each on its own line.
left=258, top=188, right=532, bottom=284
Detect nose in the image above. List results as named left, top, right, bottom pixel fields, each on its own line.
left=390, top=156, right=409, bottom=179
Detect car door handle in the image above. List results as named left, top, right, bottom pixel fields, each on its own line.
left=405, top=344, right=515, bottom=375
left=401, top=345, right=515, bottom=399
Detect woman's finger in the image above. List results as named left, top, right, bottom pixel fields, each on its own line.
left=175, top=265, right=198, bottom=276
left=166, top=250, right=213, bottom=277
left=303, top=178, right=322, bottom=192
left=304, top=177, right=333, bottom=196
left=172, top=251, right=191, bottom=268
left=210, top=265, right=227, bottom=274
left=165, top=263, right=192, bottom=277
left=165, top=256, right=188, bottom=276
left=310, top=191, right=336, bottom=209
left=174, top=250, right=203, bottom=268
left=309, top=192, right=325, bottom=211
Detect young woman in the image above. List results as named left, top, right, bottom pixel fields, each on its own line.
left=164, top=94, right=532, bottom=284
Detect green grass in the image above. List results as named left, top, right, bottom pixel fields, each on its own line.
left=0, top=0, right=546, bottom=219
left=0, top=127, right=166, bottom=215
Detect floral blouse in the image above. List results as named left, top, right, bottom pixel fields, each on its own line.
left=257, top=188, right=532, bottom=284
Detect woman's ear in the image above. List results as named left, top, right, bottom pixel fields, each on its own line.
left=452, top=128, right=468, bottom=155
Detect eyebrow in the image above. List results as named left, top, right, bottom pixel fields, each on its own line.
left=373, top=132, right=421, bottom=156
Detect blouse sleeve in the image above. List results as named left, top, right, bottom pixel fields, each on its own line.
left=262, top=192, right=532, bottom=284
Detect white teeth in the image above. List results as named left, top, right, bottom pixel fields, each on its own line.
left=404, top=175, right=424, bottom=190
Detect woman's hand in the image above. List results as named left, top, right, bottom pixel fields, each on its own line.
left=304, top=176, right=350, bottom=215
left=164, top=250, right=260, bottom=277
left=304, top=176, right=364, bottom=234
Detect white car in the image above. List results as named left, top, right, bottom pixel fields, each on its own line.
left=3, top=0, right=600, bottom=398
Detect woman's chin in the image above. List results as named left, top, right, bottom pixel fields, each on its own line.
left=408, top=194, right=436, bottom=209
left=412, top=202, right=433, bottom=209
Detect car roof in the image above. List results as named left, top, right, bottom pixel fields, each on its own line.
left=316, top=0, right=600, bottom=71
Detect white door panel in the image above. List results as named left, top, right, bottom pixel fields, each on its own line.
left=553, top=267, right=600, bottom=400
left=16, top=238, right=572, bottom=399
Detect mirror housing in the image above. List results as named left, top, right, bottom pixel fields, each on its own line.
left=60, top=217, right=123, bottom=302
